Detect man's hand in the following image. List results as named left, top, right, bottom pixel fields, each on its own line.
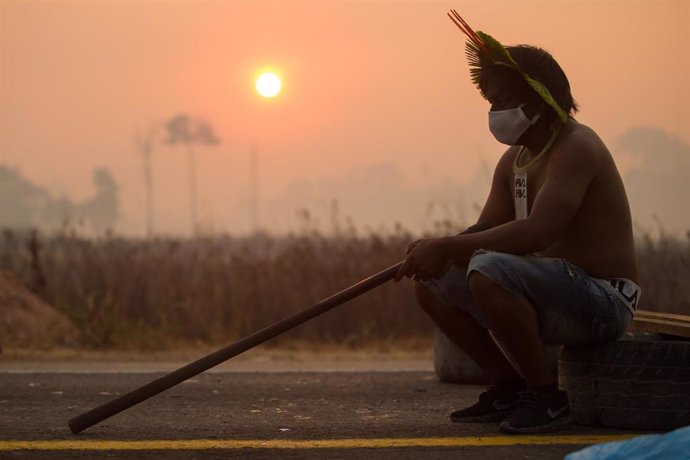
left=394, top=237, right=451, bottom=282
left=394, top=221, right=491, bottom=282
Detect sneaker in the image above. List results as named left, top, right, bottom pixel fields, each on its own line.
left=498, top=387, right=571, bottom=434
left=450, top=383, right=523, bottom=423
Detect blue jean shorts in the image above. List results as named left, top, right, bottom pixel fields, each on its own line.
left=422, top=250, right=634, bottom=346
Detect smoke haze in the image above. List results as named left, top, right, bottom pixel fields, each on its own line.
left=1, top=0, right=688, bottom=236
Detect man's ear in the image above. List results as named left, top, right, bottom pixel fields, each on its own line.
left=521, top=100, right=541, bottom=120
left=523, top=96, right=548, bottom=120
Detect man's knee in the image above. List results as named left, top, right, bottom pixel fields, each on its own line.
left=414, top=281, right=481, bottom=329
left=467, top=271, right=502, bottom=298
left=468, top=270, right=536, bottom=331
left=466, top=251, right=524, bottom=291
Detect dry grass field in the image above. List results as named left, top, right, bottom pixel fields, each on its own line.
left=1, top=224, right=688, bottom=350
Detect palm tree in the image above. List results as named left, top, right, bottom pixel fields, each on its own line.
left=134, top=126, right=158, bottom=238
left=164, top=114, right=220, bottom=235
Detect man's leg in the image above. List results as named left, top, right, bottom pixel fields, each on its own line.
left=415, top=281, right=526, bottom=423
left=466, top=272, right=553, bottom=387
left=415, top=282, right=520, bottom=382
left=466, top=271, right=570, bottom=433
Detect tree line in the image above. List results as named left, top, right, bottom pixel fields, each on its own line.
left=0, top=165, right=118, bottom=234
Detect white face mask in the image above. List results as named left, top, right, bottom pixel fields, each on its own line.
left=488, top=103, right=541, bottom=145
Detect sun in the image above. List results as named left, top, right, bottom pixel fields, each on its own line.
left=256, top=72, right=282, bottom=98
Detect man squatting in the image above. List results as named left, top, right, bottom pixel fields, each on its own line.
left=394, top=11, right=641, bottom=434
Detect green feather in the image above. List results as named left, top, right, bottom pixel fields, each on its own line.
left=462, top=30, right=568, bottom=123
left=523, top=76, right=569, bottom=123
left=477, top=32, right=519, bottom=69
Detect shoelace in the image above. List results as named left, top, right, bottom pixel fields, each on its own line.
left=515, top=390, right=544, bottom=409
left=478, top=386, right=502, bottom=402
left=480, top=385, right=522, bottom=404
left=477, top=388, right=492, bottom=402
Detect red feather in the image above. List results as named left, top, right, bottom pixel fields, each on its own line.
left=447, top=10, right=489, bottom=54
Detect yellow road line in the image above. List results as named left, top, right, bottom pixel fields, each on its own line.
left=0, top=435, right=636, bottom=451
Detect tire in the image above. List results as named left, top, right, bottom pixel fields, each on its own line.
left=559, top=335, right=690, bottom=430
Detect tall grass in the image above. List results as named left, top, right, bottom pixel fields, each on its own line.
left=636, top=230, right=690, bottom=315
left=1, top=225, right=688, bottom=350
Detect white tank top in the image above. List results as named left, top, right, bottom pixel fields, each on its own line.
left=514, top=170, right=528, bottom=220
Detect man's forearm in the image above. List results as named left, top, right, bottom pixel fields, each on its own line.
left=444, top=218, right=550, bottom=265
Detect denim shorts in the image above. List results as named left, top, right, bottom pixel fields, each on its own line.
left=421, top=250, right=634, bottom=346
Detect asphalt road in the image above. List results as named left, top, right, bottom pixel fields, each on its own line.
left=0, top=364, right=639, bottom=459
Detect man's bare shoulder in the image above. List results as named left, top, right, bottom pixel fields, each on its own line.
left=558, top=121, right=609, bottom=157
left=549, top=121, right=611, bottom=173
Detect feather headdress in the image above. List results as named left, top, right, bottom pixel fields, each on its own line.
left=448, top=10, right=569, bottom=123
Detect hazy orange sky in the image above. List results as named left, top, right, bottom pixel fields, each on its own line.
left=1, top=0, right=688, bottom=236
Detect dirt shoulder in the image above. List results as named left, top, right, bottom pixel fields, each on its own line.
left=0, top=347, right=434, bottom=372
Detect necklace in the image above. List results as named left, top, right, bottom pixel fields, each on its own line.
left=511, top=123, right=563, bottom=220
left=512, top=123, right=563, bottom=173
